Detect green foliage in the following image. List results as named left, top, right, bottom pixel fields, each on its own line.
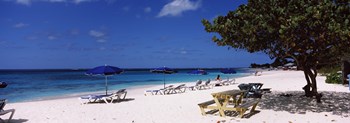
left=250, top=63, right=270, bottom=68
left=325, top=72, right=342, bottom=84
left=271, top=58, right=290, bottom=67
left=202, top=0, right=350, bottom=96
left=202, top=0, right=350, bottom=69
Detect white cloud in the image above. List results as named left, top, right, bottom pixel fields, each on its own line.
left=13, top=22, right=29, bottom=28
left=180, top=47, right=187, bottom=54
left=144, top=7, right=151, bottom=13
left=16, top=0, right=31, bottom=6
left=157, top=0, right=201, bottom=17
left=89, top=30, right=108, bottom=43
left=89, top=30, right=105, bottom=38
left=48, top=35, right=57, bottom=40
left=73, top=0, right=92, bottom=4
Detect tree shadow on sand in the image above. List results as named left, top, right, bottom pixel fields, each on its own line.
left=259, top=91, right=350, bottom=117
left=1, top=118, right=28, bottom=123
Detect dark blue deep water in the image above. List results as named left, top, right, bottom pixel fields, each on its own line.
left=0, top=68, right=252, bottom=103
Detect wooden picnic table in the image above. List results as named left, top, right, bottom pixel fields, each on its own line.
left=210, top=90, right=246, bottom=117
left=198, top=89, right=261, bottom=118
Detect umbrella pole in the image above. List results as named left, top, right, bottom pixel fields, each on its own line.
left=105, top=76, right=108, bottom=95
left=163, top=74, right=165, bottom=89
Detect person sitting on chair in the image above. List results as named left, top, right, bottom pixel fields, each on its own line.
left=216, top=75, right=222, bottom=81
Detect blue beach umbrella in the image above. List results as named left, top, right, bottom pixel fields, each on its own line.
left=86, top=65, right=123, bottom=95
left=188, top=69, right=208, bottom=75
left=220, top=68, right=237, bottom=74
left=150, top=66, right=175, bottom=89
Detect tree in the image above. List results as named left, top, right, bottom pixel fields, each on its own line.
left=202, top=0, right=350, bottom=102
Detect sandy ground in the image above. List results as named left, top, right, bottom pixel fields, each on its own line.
left=3, top=70, right=350, bottom=123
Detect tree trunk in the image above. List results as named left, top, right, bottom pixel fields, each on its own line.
left=343, top=61, right=350, bottom=85
left=310, top=69, right=321, bottom=103
left=302, top=70, right=312, bottom=97
left=303, top=68, right=321, bottom=103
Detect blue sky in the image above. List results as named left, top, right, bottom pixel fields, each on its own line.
left=0, top=0, right=272, bottom=69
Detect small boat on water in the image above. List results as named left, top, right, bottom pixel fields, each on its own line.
left=0, top=81, right=8, bottom=88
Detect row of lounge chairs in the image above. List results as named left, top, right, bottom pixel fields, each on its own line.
left=145, top=84, right=187, bottom=95
left=188, top=79, right=212, bottom=91
left=79, top=89, right=128, bottom=104
left=79, top=78, right=237, bottom=103
left=144, top=79, right=236, bottom=96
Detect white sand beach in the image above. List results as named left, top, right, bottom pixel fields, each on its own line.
left=4, top=70, right=350, bottom=123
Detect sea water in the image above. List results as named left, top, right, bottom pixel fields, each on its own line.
left=0, top=68, right=253, bottom=103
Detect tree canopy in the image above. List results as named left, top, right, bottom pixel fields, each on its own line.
left=202, top=0, right=350, bottom=102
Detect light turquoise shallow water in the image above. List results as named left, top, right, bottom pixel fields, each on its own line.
left=0, top=68, right=253, bottom=103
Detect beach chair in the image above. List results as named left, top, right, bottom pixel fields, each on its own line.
left=213, top=78, right=235, bottom=86
left=169, top=84, right=186, bottom=94
left=199, top=79, right=213, bottom=90
left=238, top=83, right=271, bottom=98
left=144, top=85, right=174, bottom=96
left=248, top=83, right=271, bottom=94
left=144, top=90, right=163, bottom=95
left=222, top=78, right=236, bottom=85
left=0, top=99, right=15, bottom=122
left=215, top=80, right=230, bottom=86
left=79, top=94, right=110, bottom=104
left=102, top=89, right=127, bottom=104
left=188, top=80, right=202, bottom=91
left=229, top=78, right=236, bottom=84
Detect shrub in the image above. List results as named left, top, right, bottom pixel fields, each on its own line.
left=325, top=72, right=342, bottom=84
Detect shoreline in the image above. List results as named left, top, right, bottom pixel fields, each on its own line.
left=7, top=80, right=212, bottom=104
left=11, top=84, right=158, bottom=104
left=5, top=70, right=350, bottom=123
left=3, top=68, right=250, bottom=104
left=9, top=73, right=249, bottom=104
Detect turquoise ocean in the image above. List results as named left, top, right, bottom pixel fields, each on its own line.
left=0, top=68, right=253, bottom=103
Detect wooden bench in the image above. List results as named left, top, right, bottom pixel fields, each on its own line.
left=198, top=99, right=224, bottom=115
left=235, top=98, right=260, bottom=118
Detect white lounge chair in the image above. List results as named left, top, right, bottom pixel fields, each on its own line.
left=169, top=84, right=186, bottom=94
left=188, top=80, right=202, bottom=91
left=144, top=85, right=174, bottom=96
left=228, top=78, right=236, bottom=84
left=0, top=99, right=15, bottom=123
left=102, top=89, right=127, bottom=104
left=199, top=79, right=213, bottom=90
left=144, top=89, right=163, bottom=95
left=79, top=94, right=110, bottom=104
